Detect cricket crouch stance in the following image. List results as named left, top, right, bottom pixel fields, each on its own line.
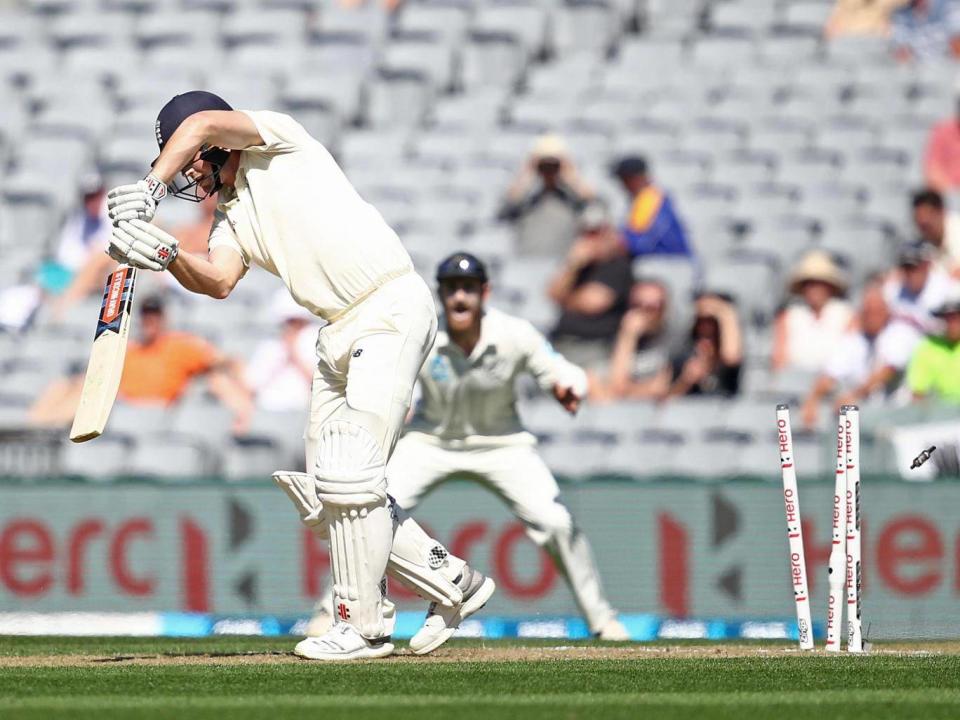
left=105, top=91, right=493, bottom=660
left=318, top=252, right=628, bottom=639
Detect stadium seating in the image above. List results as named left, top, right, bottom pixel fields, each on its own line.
left=0, top=0, right=941, bottom=480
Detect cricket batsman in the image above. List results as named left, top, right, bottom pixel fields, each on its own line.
left=103, top=91, right=493, bottom=660
left=314, top=252, right=629, bottom=641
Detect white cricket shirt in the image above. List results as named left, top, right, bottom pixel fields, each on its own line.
left=208, top=110, right=413, bottom=321
left=406, top=307, right=587, bottom=447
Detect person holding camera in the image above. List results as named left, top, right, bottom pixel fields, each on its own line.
left=665, top=293, right=743, bottom=399
left=499, top=134, right=594, bottom=257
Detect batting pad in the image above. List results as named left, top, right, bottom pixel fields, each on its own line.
left=387, top=503, right=466, bottom=608
left=313, top=420, right=387, bottom=504
left=326, top=498, right=393, bottom=639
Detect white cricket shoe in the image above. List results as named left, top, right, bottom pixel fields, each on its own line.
left=294, top=623, right=394, bottom=661
left=306, top=596, right=396, bottom=638
left=598, top=617, right=631, bottom=641
left=409, top=566, right=496, bottom=655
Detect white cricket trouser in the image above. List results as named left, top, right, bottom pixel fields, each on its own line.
left=303, top=272, right=437, bottom=468
left=302, top=271, right=438, bottom=638
left=387, top=432, right=617, bottom=633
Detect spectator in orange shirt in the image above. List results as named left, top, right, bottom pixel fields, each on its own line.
left=30, top=295, right=249, bottom=428
left=119, top=295, right=248, bottom=411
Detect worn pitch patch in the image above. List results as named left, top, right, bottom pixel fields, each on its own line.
left=2, top=642, right=960, bottom=668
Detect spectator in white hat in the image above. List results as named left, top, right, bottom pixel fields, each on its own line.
left=773, top=251, right=854, bottom=373
left=801, top=282, right=920, bottom=428
left=499, top=134, right=594, bottom=257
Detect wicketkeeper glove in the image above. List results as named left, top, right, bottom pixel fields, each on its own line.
left=108, top=219, right=179, bottom=272
left=106, top=174, right=167, bottom=224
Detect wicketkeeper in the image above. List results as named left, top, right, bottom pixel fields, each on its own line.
left=103, top=91, right=494, bottom=660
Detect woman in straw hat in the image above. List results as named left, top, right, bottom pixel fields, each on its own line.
left=773, top=250, right=854, bottom=372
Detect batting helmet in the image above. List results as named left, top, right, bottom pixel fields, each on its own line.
left=154, top=91, right=233, bottom=201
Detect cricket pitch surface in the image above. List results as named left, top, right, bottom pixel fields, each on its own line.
left=2, top=637, right=959, bottom=719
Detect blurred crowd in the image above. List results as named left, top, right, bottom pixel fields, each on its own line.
left=7, top=0, right=960, bottom=447
left=499, top=131, right=960, bottom=430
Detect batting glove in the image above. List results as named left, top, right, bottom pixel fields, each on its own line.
left=106, top=174, right=167, bottom=224
left=108, top=219, right=179, bottom=272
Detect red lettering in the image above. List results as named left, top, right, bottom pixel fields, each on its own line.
left=302, top=528, right=329, bottom=599
left=790, top=552, right=805, bottom=590
left=802, top=518, right=830, bottom=595
left=956, top=531, right=960, bottom=593
left=784, top=488, right=798, bottom=524
left=0, top=520, right=53, bottom=596
left=110, top=519, right=154, bottom=596
left=450, top=522, right=489, bottom=562
left=67, top=520, right=104, bottom=595
left=494, top=523, right=555, bottom=599
left=659, top=512, right=688, bottom=617
left=877, top=516, right=942, bottom=595
left=181, top=519, right=208, bottom=611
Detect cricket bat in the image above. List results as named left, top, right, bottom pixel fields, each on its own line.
left=69, top=265, right=138, bottom=443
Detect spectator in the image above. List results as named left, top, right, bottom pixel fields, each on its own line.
left=547, top=202, right=633, bottom=375
left=611, top=155, right=694, bottom=260
left=923, top=83, right=960, bottom=192
left=892, top=0, right=960, bottom=62
left=773, top=251, right=854, bottom=372
left=29, top=295, right=249, bottom=428
left=499, top=134, right=593, bottom=257
left=826, top=0, right=908, bottom=38
left=603, top=280, right=673, bottom=400
left=118, top=295, right=247, bottom=409
left=801, top=282, right=920, bottom=428
left=907, top=293, right=960, bottom=402
left=234, top=292, right=320, bottom=432
left=47, top=176, right=117, bottom=321
left=912, top=189, right=960, bottom=277
left=883, top=239, right=959, bottom=334
left=664, top=292, right=743, bottom=399
left=52, top=174, right=109, bottom=274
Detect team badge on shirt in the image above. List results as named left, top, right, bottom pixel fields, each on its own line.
left=429, top=355, right=451, bottom=382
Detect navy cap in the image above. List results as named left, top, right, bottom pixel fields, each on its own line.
left=154, top=91, right=232, bottom=156
left=612, top=154, right=648, bottom=179
left=140, top=294, right=165, bottom=314
left=436, top=252, right=488, bottom=284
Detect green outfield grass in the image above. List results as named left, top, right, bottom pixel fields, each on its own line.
left=1, top=637, right=959, bottom=719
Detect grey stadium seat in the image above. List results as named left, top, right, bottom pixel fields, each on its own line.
left=62, top=436, right=133, bottom=479
left=381, top=36, right=458, bottom=92
left=397, top=3, right=471, bottom=44
left=472, top=2, right=549, bottom=58
left=690, top=36, right=757, bottom=68
left=461, top=30, right=527, bottom=91
left=703, top=252, right=781, bottom=325
left=134, top=10, right=220, bottom=49
left=281, top=74, right=364, bottom=126
left=223, top=439, right=287, bottom=482
left=127, top=434, right=217, bottom=479
left=171, top=401, right=235, bottom=448
left=709, top=0, right=779, bottom=36
left=552, top=0, right=620, bottom=57
left=366, top=70, right=435, bottom=129
left=221, top=9, right=308, bottom=48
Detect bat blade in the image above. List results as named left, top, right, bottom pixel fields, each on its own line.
left=69, top=265, right=137, bottom=443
